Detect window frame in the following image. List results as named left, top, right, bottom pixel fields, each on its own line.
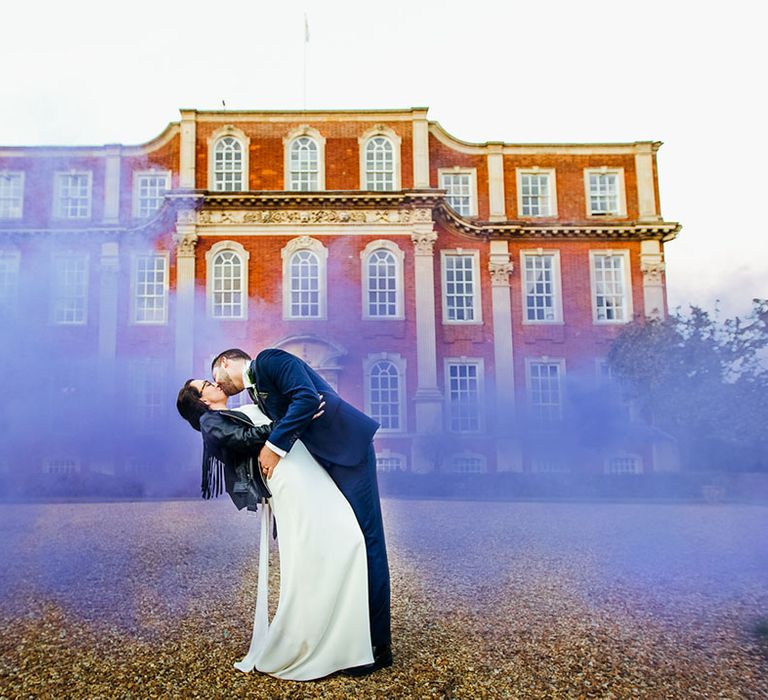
left=440, top=249, right=483, bottom=325
left=364, top=352, right=407, bottom=434
left=444, top=357, right=485, bottom=434
left=53, top=171, right=92, bottom=220
left=516, top=167, right=558, bottom=218
left=0, top=249, right=21, bottom=314
left=376, top=449, right=408, bottom=472
left=205, top=241, right=249, bottom=320
left=359, top=127, right=402, bottom=191
left=604, top=453, right=643, bottom=475
left=50, top=252, right=89, bottom=325
left=0, top=171, right=25, bottom=219
left=583, top=167, right=627, bottom=218
left=519, top=248, right=563, bottom=324
left=281, top=236, right=328, bottom=320
left=438, top=167, right=478, bottom=217
left=525, top=356, right=566, bottom=424
left=449, top=451, right=488, bottom=474
left=589, top=249, right=633, bottom=324
left=284, top=126, right=326, bottom=191
left=132, top=169, right=171, bottom=219
left=360, top=239, right=405, bottom=320
left=130, top=251, right=170, bottom=325
left=207, top=126, right=250, bottom=192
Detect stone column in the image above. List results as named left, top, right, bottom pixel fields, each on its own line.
left=173, top=209, right=198, bottom=375
left=640, top=239, right=666, bottom=320
left=410, top=225, right=443, bottom=473
left=412, top=109, right=430, bottom=189
left=179, top=110, right=197, bottom=189
left=487, top=143, right=507, bottom=221
left=488, top=241, right=523, bottom=472
left=635, top=143, right=659, bottom=222
left=103, top=145, right=122, bottom=224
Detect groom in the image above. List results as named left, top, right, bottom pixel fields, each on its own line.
left=211, top=347, right=392, bottom=674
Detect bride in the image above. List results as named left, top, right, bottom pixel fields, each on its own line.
left=176, top=379, right=374, bottom=680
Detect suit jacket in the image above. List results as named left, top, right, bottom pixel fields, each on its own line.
left=249, top=348, right=379, bottom=467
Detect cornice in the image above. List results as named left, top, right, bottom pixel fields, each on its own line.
left=165, top=189, right=443, bottom=209
left=435, top=203, right=681, bottom=242
left=0, top=124, right=181, bottom=159
left=428, top=121, right=662, bottom=157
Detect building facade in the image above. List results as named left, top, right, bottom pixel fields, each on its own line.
left=0, top=107, right=681, bottom=480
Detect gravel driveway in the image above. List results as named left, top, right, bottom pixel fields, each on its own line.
left=1, top=498, right=766, bottom=699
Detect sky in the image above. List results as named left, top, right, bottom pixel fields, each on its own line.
left=1, top=0, right=765, bottom=318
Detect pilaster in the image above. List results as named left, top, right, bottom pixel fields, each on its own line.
left=103, top=145, right=121, bottom=224
left=412, top=109, right=430, bottom=189
left=179, top=110, right=197, bottom=189
left=410, top=225, right=443, bottom=472
left=97, top=241, right=120, bottom=364
left=487, top=144, right=507, bottom=221
left=488, top=241, right=523, bottom=472
left=640, top=239, right=665, bottom=320
left=635, top=145, right=659, bottom=222
left=173, top=209, right=198, bottom=374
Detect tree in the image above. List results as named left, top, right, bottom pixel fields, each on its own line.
left=606, top=299, right=768, bottom=472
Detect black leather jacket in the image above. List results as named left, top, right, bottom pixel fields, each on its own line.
left=198, top=410, right=274, bottom=511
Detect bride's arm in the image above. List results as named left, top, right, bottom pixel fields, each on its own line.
left=199, top=412, right=273, bottom=453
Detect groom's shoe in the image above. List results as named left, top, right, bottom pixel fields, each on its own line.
left=340, top=644, right=393, bottom=677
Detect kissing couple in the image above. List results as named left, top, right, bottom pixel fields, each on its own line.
left=176, top=347, right=392, bottom=681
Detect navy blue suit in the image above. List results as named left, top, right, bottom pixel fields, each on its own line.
left=248, top=348, right=391, bottom=650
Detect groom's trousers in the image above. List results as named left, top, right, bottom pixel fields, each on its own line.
left=319, top=443, right=391, bottom=650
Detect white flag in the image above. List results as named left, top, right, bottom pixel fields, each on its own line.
left=304, top=13, right=310, bottom=43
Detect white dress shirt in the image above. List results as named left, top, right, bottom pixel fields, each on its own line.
left=242, top=363, right=286, bottom=458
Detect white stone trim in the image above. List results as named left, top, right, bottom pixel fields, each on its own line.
left=283, top=125, right=326, bottom=191
left=412, top=112, right=430, bottom=188
left=487, top=146, right=506, bottom=221
left=0, top=249, right=21, bottom=312
left=438, top=167, right=478, bottom=217
left=281, top=236, right=328, bottom=320
left=440, top=248, right=483, bottom=325
left=359, top=125, right=402, bottom=191
left=129, top=251, right=170, bottom=325
left=207, top=125, right=250, bottom=191
left=519, top=248, right=564, bottom=324
left=132, top=169, right=172, bottom=219
left=0, top=170, right=24, bottom=219
left=515, top=167, right=558, bottom=218
left=443, top=356, right=485, bottom=433
left=363, top=352, right=407, bottom=434
left=588, top=249, right=633, bottom=324
left=360, top=239, right=405, bottom=320
left=583, top=167, right=627, bottom=218
left=52, top=170, right=92, bottom=220
left=205, top=240, right=249, bottom=320
left=634, top=152, right=658, bottom=221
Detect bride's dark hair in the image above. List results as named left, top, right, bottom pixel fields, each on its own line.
left=176, top=379, right=210, bottom=431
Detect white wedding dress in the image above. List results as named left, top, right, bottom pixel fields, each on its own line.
left=231, top=403, right=374, bottom=681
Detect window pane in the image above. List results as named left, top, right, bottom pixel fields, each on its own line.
left=212, top=250, right=244, bottom=318
left=369, top=360, right=401, bottom=430
left=447, top=362, right=481, bottom=432
left=134, top=255, right=167, bottom=323
left=214, top=137, right=244, bottom=191
left=444, top=255, right=476, bottom=321
left=365, top=137, right=395, bottom=191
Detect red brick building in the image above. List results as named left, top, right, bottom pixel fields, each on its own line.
left=0, top=107, right=681, bottom=479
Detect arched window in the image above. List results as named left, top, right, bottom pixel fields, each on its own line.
left=364, top=353, right=406, bottom=433
left=361, top=240, right=404, bottom=320
left=369, top=360, right=401, bottom=431
left=282, top=236, right=327, bottom=319
left=289, top=137, right=320, bottom=191
left=364, top=136, right=395, bottom=190
left=289, top=250, right=320, bottom=318
left=366, top=249, right=398, bottom=317
left=213, top=137, right=244, bottom=191
left=211, top=249, right=245, bottom=318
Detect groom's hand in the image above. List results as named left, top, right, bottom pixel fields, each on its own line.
left=259, top=445, right=281, bottom=479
